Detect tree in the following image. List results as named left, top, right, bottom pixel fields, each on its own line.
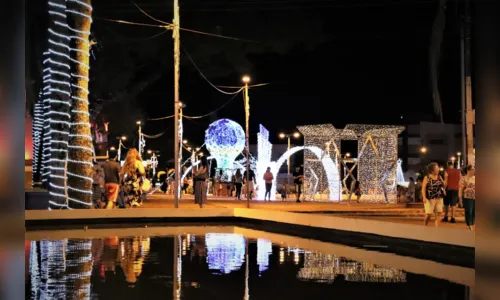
left=42, top=0, right=73, bottom=207
left=66, top=0, right=94, bottom=208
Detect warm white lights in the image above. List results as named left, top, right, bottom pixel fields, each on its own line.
left=242, top=75, right=251, bottom=84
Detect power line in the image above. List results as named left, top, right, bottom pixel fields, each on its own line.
left=132, top=2, right=258, bottom=42
left=183, top=90, right=243, bottom=120
left=183, top=47, right=244, bottom=95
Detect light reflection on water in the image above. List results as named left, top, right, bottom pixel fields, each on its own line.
left=26, top=233, right=467, bottom=300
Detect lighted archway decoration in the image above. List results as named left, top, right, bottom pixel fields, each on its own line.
left=265, top=146, right=340, bottom=201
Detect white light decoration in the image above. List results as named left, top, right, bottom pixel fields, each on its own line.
left=396, top=159, right=409, bottom=187
left=271, top=146, right=340, bottom=201
left=42, top=0, right=74, bottom=208
left=205, top=119, right=246, bottom=181
left=345, top=124, right=404, bottom=203
left=297, top=124, right=342, bottom=202
left=256, top=238, right=273, bottom=275
left=32, top=101, right=44, bottom=184
left=205, top=233, right=246, bottom=274
left=65, top=0, right=94, bottom=208
left=256, top=125, right=273, bottom=200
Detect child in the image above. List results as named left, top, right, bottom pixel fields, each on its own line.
left=281, top=184, right=287, bottom=201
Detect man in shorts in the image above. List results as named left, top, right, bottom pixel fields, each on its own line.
left=443, top=161, right=461, bottom=223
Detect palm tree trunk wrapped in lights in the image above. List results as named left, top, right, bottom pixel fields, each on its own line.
left=66, top=0, right=94, bottom=208
left=43, top=0, right=73, bottom=208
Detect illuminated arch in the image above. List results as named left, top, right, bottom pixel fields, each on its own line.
left=260, top=146, right=340, bottom=201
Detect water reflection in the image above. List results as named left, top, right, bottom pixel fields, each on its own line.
left=26, top=232, right=466, bottom=300
left=205, top=233, right=245, bottom=274
left=30, top=239, right=93, bottom=299
left=297, top=253, right=406, bottom=283
left=256, top=239, right=272, bottom=275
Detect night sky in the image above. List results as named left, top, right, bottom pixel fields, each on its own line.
left=26, top=0, right=463, bottom=163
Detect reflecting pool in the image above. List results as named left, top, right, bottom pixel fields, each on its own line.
left=25, top=226, right=473, bottom=300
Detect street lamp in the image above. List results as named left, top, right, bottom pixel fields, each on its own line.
left=147, top=149, right=153, bottom=154
left=420, top=146, right=427, bottom=154
left=345, top=152, right=351, bottom=158
left=279, top=132, right=301, bottom=175
left=110, top=146, right=116, bottom=151
left=456, top=152, right=462, bottom=168
left=450, top=156, right=456, bottom=168
left=116, top=135, right=127, bottom=161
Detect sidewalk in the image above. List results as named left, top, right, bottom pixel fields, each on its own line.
left=141, top=194, right=468, bottom=230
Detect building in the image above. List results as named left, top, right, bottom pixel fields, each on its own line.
left=399, top=122, right=463, bottom=173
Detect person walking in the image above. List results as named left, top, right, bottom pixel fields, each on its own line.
left=407, top=177, right=416, bottom=202
left=348, top=180, right=361, bottom=203
left=243, top=168, right=257, bottom=200
left=233, top=169, right=243, bottom=200
left=443, top=161, right=462, bottom=223
left=422, top=162, right=445, bottom=227
left=193, top=156, right=209, bottom=207
left=120, top=148, right=146, bottom=208
left=92, top=160, right=105, bottom=208
left=103, top=151, right=121, bottom=209
left=263, top=167, right=274, bottom=201
left=216, top=170, right=223, bottom=197
left=459, top=165, right=475, bottom=230
left=292, top=166, right=304, bottom=203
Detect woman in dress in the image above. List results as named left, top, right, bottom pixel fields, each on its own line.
left=459, top=165, right=475, bottom=230
left=193, top=156, right=209, bottom=207
left=422, top=162, right=445, bottom=226
left=120, top=148, right=146, bottom=207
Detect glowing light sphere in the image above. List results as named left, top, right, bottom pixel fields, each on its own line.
left=205, top=119, right=245, bottom=179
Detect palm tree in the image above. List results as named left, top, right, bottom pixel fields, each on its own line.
left=43, top=0, right=73, bottom=208
left=66, top=0, right=94, bottom=208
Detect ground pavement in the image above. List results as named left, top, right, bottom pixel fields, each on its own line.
left=140, top=193, right=468, bottom=230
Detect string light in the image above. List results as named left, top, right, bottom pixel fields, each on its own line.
left=296, top=124, right=342, bottom=201
left=204, top=119, right=245, bottom=181
left=65, top=0, right=94, bottom=208
left=43, top=0, right=74, bottom=207
left=345, top=124, right=404, bottom=203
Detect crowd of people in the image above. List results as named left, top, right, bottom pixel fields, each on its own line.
left=420, top=162, right=475, bottom=230
left=92, top=148, right=148, bottom=209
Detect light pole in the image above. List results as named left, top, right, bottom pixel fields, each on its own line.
left=450, top=156, right=456, bottom=168
left=279, top=132, right=300, bottom=175
left=456, top=152, right=462, bottom=169
left=117, top=135, right=126, bottom=162
left=173, top=0, right=181, bottom=208
left=242, top=75, right=251, bottom=207
left=136, top=121, right=143, bottom=155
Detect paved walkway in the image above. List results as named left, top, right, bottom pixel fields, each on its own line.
left=140, top=193, right=469, bottom=230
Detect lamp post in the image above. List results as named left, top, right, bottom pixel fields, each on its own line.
left=450, top=156, right=456, bottom=168
left=136, top=121, right=142, bottom=155
left=117, top=135, right=126, bottom=162
left=242, top=75, right=251, bottom=208
left=279, top=132, right=300, bottom=175
left=456, top=152, right=462, bottom=169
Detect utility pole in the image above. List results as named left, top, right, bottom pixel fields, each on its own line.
left=242, top=76, right=251, bottom=207
left=173, top=0, right=181, bottom=208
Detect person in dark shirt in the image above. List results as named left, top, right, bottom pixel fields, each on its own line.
left=243, top=169, right=256, bottom=200
left=103, top=152, right=121, bottom=209
left=292, top=166, right=304, bottom=203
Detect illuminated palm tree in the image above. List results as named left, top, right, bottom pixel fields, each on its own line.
left=66, top=0, right=94, bottom=208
